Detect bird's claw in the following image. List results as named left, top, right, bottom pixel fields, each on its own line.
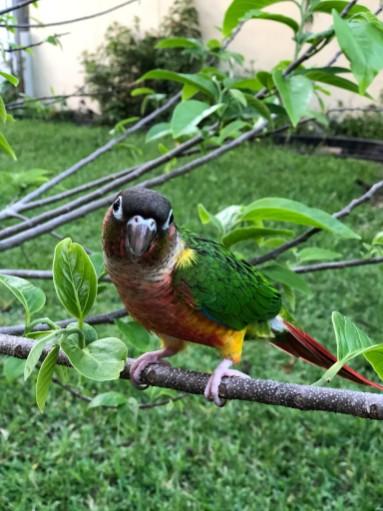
left=204, top=362, right=250, bottom=407
left=130, top=352, right=171, bottom=389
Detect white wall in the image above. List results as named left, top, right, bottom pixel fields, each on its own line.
left=28, top=0, right=383, bottom=110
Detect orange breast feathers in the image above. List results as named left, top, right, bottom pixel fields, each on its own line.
left=107, top=254, right=247, bottom=363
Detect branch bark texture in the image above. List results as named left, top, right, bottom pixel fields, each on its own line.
left=1, top=334, right=383, bottom=420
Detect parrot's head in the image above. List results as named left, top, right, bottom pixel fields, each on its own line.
left=102, top=187, right=176, bottom=261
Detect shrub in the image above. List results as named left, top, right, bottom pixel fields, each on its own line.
left=82, top=0, right=202, bottom=124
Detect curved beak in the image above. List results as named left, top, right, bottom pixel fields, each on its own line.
left=126, top=215, right=157, bottom=257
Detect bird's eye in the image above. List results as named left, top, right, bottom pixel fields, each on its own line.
left=112, top=196, right=123, bottom=221
left=162, top=209, right=174, bottom=230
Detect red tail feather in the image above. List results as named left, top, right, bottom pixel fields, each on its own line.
left=271, top=319, right=383, bottom=391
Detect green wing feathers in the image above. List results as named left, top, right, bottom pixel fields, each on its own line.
left=174, top=232, right=281, bottom=330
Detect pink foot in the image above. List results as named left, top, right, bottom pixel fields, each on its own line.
left=204, top=359, right=250, bottom=407
left=130, top=348, right=174, bottom=389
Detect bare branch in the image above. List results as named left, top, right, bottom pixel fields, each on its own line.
left=52, top=377, right=187, bottom=410
left=0, top=92, right=180, bottom=222
left=4, top=32, right=69, bottom=53
left=0, top=309, right=126, bottom=336
left=0, top=132, right=201, bottom=243
left=250, top=177, right=383, bottom=265
left=0, top=0, right=37, bottom=16
left=0, top=0, right=139, bottom=28
left=0, top=121, right=268, bottom=251
left=0, top=268, right=53, bottom=279
left=294, top=256, right=383, bottom=273
left=1, top=333, right=383, bottom=419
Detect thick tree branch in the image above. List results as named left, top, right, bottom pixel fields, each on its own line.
left=0, top=0, right=139, bottom=28
left=1, top=333, right=383, bottom=419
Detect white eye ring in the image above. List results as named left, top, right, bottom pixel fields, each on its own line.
left=162, top=209, right=174, bottom=230
left=112, top=196, right=123, bottom=221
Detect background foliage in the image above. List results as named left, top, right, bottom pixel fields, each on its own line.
left=82, top=0, right=201, bottom=123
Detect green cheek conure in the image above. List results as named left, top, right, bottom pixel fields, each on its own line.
left=102, top=187, right=383, bottom=406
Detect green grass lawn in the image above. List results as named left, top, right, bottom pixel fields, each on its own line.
left=1, top=120, right=383, bottom=511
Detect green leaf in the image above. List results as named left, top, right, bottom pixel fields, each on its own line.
left=141, top=70, right=219, bottom=100
left=313, top=1, right=368, bottom=16
left=295, top=247, right=341, bottom=263
left=223, top=0, right=289, bottom=36
left=197, top=204, right=223, bottom=233
left=229, top=89, right=248, bottom=107
left=117, top=319, right=152, bottom=352
left=0, top=131, right=16, bottom=160
left=110, top=117, right=140, bottom=135
left=145, top=122, right=171, bottom=143
left=272, top=70, right=313, bottom=126
left=241, top=197, right=360, bottom=239
left=244, top=94, right=271, bottom=120
left=216, top=205, right=242, bottom=232
left=257, top=71, right=274, bottom=89
left=372, top=231, right=383, bottom=246
left=24, top=332, right=59, bottom=381
left=364, top=347, right=383, bottom=381
left=170, top=100, right=222, bottom=138
left=0, top=96, right=7, bottom=124
left=0, top=275, right=46, bottom=326
left=242, top=9, right=299, bottom=32
left=181, top=83, right=200, bottom=101
left=0, top=71, right=19, bottom=86
left=155, top=37, right=201, bottom=49
left=66, top=321, right=98, bottom=345
left=61, top=337, right=128, bottom=381
left=210, top=120, right=248, bottom=145
left=222, top=226, right=293, bottom=247
left=88, top=391, right=127, bottom=409
left=303, top=68, right=360, bottom=94
left=131, top=87, right=155, bottom=97
left=262, top=263, right=310, bottom=294
left=3, top=357, right=25, bottom=383
left=89, top=252, right=105, bottom=279
left=316, top=312, right=382, bottom=385
left=226, top=77, right=262, bottom=92
left=36, top=345, right=59, bottom=412
left=333, top=10, right=383, bottom=94
left=52, top=238, right=98, bottom=322
left=10, top=168, right=50, bottom=188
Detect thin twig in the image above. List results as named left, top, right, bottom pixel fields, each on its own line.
left=52, top=377, right=91, bottom=403
left=4, top=32, right=69, bottom=53
left=16, top=146, right=201, bottom=213
left=294, top=256, right=383, bottom=273
left=1, top=333, right=383, bottom=419
left=0, top=121, right=268, bottom=251
left=52, top=377, right=187, bottom=410
left=0, top=0, right=37, bottom=16
left=0, top=0, right=139, bottom=28
left=0, top=309, right=126, bottom=336
left=250, top=177, right=383, bottom=265
left=0, top=93, right=180, bottom=222
left=0, top=133, right=201, bottom=243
